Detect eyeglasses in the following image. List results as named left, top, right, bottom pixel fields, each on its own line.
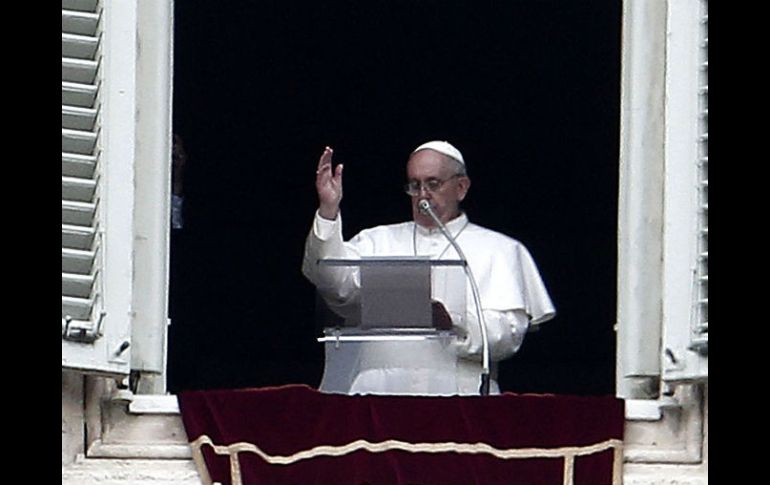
left=403, top=174, right=462, bottom=196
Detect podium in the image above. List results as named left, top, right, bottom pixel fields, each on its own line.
left=313, top=257, right=468, bottom=395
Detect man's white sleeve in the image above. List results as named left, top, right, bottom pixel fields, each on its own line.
left=449, top=309, right=530, bottom=362
left=302, top=211, right=361, bottom=306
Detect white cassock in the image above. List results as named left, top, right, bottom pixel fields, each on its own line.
left=302, top=211, right=556, bottom=396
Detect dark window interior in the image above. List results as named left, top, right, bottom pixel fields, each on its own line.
left=168, top=0, right=621, bottom=396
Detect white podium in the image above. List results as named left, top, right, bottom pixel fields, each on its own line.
left=313, top=257, right=468, bottom=394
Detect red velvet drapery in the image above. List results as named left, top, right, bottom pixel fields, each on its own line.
left=178, top=384, right=624, bottom=485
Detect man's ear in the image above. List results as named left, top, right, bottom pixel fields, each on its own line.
left=457, top=176, right=471, bottom=202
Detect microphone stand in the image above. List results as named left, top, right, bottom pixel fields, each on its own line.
left=418, top=200, right=491, bottom=396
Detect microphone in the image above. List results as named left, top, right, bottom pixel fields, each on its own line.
left=418, top=199, right=491, bottom=396
left=417, top=198, right=434, bottom=216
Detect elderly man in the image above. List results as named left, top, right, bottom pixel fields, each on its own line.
left=302, top=141, right=555, bottom=395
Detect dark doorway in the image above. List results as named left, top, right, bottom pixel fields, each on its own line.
left=168, top=0, right=621, bottom=395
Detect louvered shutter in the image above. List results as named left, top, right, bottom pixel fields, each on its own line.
left=690, top=5, right=708, bottom=356
left=62, top=0, right=135, bottom=374
left=661, top=0, right=708, bottom=382
left=62, top=0, right=102, bottom=342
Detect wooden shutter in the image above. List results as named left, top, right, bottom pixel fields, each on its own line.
left=661, top=0, right=708, bottom=382
left=690, top=2, right=708, bottom=356
left=62, top=0, right=136, bottom=375
left=62, top=0, right=104, bottom=345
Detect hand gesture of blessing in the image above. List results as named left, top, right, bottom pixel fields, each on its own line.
left=316, top=146, right=344, bottom=220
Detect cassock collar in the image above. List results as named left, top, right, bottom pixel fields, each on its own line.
left=414, top=212, right=469, bottom=237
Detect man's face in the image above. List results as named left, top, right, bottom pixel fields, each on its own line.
left=406, top=150, right=470, bottom=228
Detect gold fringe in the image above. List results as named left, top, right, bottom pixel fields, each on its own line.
left=189, top=435, right=623, bottom=485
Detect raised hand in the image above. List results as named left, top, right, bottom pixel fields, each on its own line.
left=315, top=146, right=344, bottom=220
